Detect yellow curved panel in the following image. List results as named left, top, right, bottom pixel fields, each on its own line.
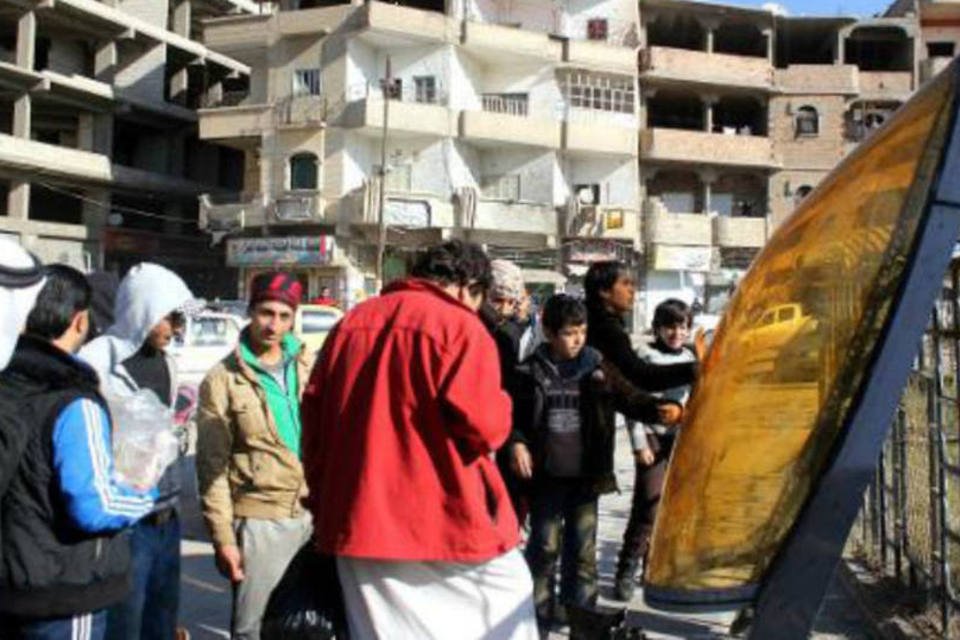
left=645, top=68, right=957, bottom=602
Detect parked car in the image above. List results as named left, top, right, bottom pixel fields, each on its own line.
left=742, top=303, right=818, bottom=353
left=295, top=304, right=343, bottom=353
left=169, top=311, right=245, bottom=386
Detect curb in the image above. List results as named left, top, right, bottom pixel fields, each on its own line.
left=836, top=560, right=924, bottom=640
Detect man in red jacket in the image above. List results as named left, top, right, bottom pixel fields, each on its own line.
left=301, top=240, right=538, bottom=639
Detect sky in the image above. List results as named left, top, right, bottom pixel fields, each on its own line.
left=720, top=0, right=895, bottom=17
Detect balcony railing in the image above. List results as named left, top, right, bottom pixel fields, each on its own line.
left=481, top=93, right=529, bottom=116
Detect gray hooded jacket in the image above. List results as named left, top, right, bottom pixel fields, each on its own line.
left=80, top=263, right=196, bottom=513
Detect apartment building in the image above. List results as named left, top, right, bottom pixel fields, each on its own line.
left=887, top=0, right=960, bottom=80
left=0, top=0, right=258, bottom=295
left=636, top=0, right=921, bottom=323
left=197, top=0, right=642, bottom=306
left=194, top=0, right=948, bottom=321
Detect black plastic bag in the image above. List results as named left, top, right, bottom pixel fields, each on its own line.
left=261, top=544, right=350, bottom=640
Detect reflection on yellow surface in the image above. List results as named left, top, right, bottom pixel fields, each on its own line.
left=645, top=68, right=957, bottom=601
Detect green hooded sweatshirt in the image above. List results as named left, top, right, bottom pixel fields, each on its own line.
left=239, top=332, right=303, bottom=458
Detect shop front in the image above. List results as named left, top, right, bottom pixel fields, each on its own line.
left=226, top=235, right=368, bottom=309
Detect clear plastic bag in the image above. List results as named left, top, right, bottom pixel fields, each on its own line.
left=108, top=389, right=179, bottom=489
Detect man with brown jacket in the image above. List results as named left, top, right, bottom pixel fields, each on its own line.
left=196, top=272, right=313, bottom=640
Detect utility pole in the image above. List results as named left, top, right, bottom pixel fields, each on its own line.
left=375, top=56, right=391, bottom=289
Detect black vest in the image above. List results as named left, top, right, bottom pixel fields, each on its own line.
left=0, top=336, right=130, bottom=618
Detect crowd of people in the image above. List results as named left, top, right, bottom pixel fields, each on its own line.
left=0, top=236, right=703, bottom=640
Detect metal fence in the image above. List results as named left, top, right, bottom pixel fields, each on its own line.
left=852, top=258, right=960, bottom=637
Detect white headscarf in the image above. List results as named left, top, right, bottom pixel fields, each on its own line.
left=0, top=237, right=45, bottom=370
left=489, top=259, right=525, bottom=301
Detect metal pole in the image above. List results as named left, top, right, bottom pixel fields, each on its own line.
left=375, top=56, right=391, bottom=290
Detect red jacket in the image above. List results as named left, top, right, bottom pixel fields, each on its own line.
left=301, top=278, right=519, bottom=562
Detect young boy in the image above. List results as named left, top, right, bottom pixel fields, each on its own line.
left=509, top=294, right=682, bottom=636
left=614, top=298, right=696, bottom=601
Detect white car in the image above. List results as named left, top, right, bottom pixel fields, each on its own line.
left=170, top=311, right=245, bottom=387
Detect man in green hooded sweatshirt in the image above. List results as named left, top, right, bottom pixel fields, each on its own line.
left=196, top=272, right=314, bottom=640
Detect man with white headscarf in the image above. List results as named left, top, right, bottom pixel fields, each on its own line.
left=0, top=237, right=45, bottom=371
left=80, top=263, right=200, bottom=640
left=0, top=237, right=45, bottom=518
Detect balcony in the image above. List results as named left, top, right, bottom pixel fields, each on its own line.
left=198, top=103, right=271, bottom=143
left=640, top=47, right=773, bottom=90
left=273, top=192, right=327, bottom=224
left=470, top=200, right=558, bottom=240
left=199, top=194, right=266, bottom=232
left=461, top=103, right=561, bottom=149
left=643, top=205, right=713, bottom=247
left=565, top=205, right=640, bottom=247
left=462, top=21, right=562, bottom=63
left=858, top=71, right=913, bottom=99
left=200, top=13, right=271, bottom=54
left=641, top=128, right=779, bottom=169
left=357, top=2, right=455, bottom=45
left=340, top=95, right=457, bottom=138
left=563, top=39, right=636, bottom=75
left=199, top=192, right=328, bottom=232
left=775, top=65, right=859, bottom=95
left=563, top=120, right=637, bottom=156
left=713, top=215, right=767, bottom=248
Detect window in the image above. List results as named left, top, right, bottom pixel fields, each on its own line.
left=292, top=69, right=322, bottom=96
left=795, top=185, right=813, bottom=207
left=795, top=106, right=819, bottom=137
left=481, top=174, right=521, bottom=201
left=928, top=42, right=955, bottom=58
left=587, top=18, right=608, bottom=41
left=414, top=76, right=437, bottom=104
left=563, top=72, right=635, bottom=114
left=289, top=153, right=319, bottom=190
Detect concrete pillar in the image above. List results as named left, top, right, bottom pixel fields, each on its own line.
left=699, top=168, right=718, bottom=214
left=82, top=188, right=110, bottom=230
left=836, top=31, right=846, bottom=65
left=7, top=183, right=30, bottom=220
left=640, top=87, right=657, bottom=129
left=172, top=1, right=192, bottom=37
left=702, top=18, right=719, bottom=54
left=78, top=113, right=114, bottom=155
left=763, top=28, right=774, bottom=65
left=17, top=11, right=35, bottom=70
left=170, top=65, right=191, bottom=106
left=94, top=41, right=119, bottom=83
left=702, top=94, right=718, bottom=133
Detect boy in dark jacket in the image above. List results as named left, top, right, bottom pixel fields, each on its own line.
left=508, top=294, right=682, bottom=636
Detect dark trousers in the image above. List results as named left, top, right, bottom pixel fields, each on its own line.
left=105, top=510, right=180, bottom=640
left=0, top=611, right=107, bottom=640
left=619, top=433, right=675, bottom=573
left=524, top=479, right=599, bottom=617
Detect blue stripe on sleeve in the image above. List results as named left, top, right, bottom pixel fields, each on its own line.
left=52, top=398, right=157, bottom=532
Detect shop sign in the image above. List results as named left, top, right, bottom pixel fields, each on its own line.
left=650, top=245, right=715, bottom=272
left=227, top=236, right=335, bottom=267
left=566, top=239, right=632, bottom=263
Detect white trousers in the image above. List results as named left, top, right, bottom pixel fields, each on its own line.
left=337, top=549, right=540, bottom=640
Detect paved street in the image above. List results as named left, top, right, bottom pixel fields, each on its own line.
left=176, top=428, right=871, bottom=639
